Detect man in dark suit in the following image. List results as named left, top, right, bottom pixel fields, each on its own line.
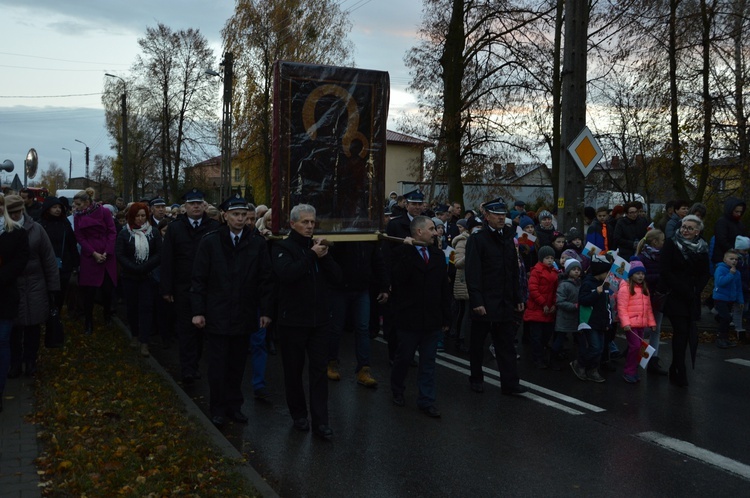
left=383, top=189, right=427, bottom=361
left=390, top=216, right=451, bottom=418
left=191, top=194, right=273, bottom=428
left=465, top=197, right=528, bottom=396
left=272, top=204, right=342, bottom=440
left=160, top=189, right=221, bottom=384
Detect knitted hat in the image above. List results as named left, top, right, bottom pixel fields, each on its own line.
left=629, top=258, right=646, bottom=275
left=518, top=215, right=534, bottom=229
left=566, top=227, right=582, bottom=243
left=589, top=255, right=612, bottom=275
left=431, top=217, right=444, bottom=228
left=562, top=249, right=581, bottom=263
left=456, top=218, right=468, bottom=229
left=4, top=194, right=24, bottom=214
left=538, top=210, right=553, bottom=220
left=538, top=245, right=555, bottom=262
left=564, top=258, right=582, bottom=275
left=735, top=235, right=750, bottom=251
left=509, top=209, right=521, bottom=220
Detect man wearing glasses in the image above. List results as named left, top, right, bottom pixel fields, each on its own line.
left=613, top=201, right=649, bottom=260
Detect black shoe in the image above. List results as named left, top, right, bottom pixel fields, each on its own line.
left=501, top=385, right=528, bottom=396
left=254, top=388, right=271, bottom=400
left=392, top=393, right=405, bottom=407
left=669, top=365, right=688, bottom=387
left=647, top=357, right=668, bottom=376
left=293, top=418, right=310, bottom=431
left=469, top=381, right=484, bottom=393
left=313, top=425, right=333, bottom=439
left=211, top=415, right=226, bottom=429
left=182, top=374, right=195, bottom=385
left=419, top=405, right=441, bottom=418
left=226, top=410, right=249, bottom=424
left=7, top=364, right=21, bottom=379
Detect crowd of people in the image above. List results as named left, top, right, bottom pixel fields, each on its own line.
left=0, top=185, right=745, bottom=439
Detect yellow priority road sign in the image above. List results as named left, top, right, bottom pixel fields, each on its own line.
left=567, top=126, right=603, bottom=178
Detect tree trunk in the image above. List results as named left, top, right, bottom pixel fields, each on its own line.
left=695, top=0, right=714, bottom=202
left=440, top=0, right=466, bottom=205
left=551, top=0, right=564, bottom=201
left=668, top=0, right=689, bottom=201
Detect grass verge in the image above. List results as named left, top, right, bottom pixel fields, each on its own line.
left=31, top=313, right=261, bottom=497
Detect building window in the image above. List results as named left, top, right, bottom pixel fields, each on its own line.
left=234, top=168, right=240, bottom=182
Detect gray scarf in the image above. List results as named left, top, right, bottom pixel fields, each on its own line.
left=673, top=232, right=708, bottom=260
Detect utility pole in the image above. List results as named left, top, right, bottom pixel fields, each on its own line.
left=75, top=139, right=90, bottom=188
left=221, top=52, right=234, bottom=201
left=62, top=147, right=72, bottom=187
left=105, top=73, right=130, bottom=202
left=557, top=0, right=590, bottom=235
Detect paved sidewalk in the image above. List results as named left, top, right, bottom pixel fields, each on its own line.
left=0, top=375, right=41, bottom=498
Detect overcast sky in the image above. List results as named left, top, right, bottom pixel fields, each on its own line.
left=0, top=0, right=423, bottom=184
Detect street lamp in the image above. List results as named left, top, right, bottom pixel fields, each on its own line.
left=206, top=52, right=234, bottom=201
left=62, top=147, right=72, bottom=187
left=105, top=73, right=130, bottom=202
left=74, top=139, right=90, bottom=187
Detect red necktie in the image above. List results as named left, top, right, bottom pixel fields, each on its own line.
left=420, top=246, right=429, bottom=264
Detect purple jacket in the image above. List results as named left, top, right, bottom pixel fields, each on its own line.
left=74, top=204, right=118, bottom=287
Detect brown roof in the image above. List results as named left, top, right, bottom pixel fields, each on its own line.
left=386, top=130, right=433, bottom=147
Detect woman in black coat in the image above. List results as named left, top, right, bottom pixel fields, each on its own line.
left=659, top=215, right=710, bottom=387
left=39, top=197, right=79, bottom=314
left=0, top=195, right=30, bottom=411
left=115, top=202, right=162, bottom=357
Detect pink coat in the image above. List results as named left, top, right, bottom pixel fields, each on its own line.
left=616, top=283, right=656, bottom=329
left=74, top=204, right=118, bottom=287
left=523, top=262, right=559, bottom=323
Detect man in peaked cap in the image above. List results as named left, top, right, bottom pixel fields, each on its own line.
left=464, top=196, right=528, bottom=396
left=190, top=193, right=273, bottom=429
left=161, top=188, right=221, bottom=384
left=149, top=196, right=168, bottom=227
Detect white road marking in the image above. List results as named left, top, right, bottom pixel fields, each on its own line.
left=437, top=350, right=607, bottom=413
left=726, top=358, right=750, bottom=368
left=374, top=337, right=605, bottom=414
left=435, top=358, right=585, bottom=415
left=638, top=432, right=750, bottom=481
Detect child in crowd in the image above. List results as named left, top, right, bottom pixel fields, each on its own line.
left=571, top=255, right=613, bottom=382
left=552, top=258, right=582, bottom=370
left=732, top=236, right=750, bottom=344
left=616, top=259, right=656, bottom=383
left=551, top=231, right=567, bottom=264
left=713, top=248, right=743, bottom=349
left=586, top=206, right=610, bottom=252
left=636, top=229, right=668, bottom=375
left=524, top=246, right=559, bottom=369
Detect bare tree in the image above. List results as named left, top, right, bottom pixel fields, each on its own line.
left=40, top=163, right=67, bottom=194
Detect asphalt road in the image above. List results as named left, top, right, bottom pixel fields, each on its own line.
left=151, top=325, right=750, bottom=497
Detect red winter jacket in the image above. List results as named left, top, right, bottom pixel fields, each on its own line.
left=616, top=283, right=656, bottom=329
left=523, top=262, right=559, bottom=323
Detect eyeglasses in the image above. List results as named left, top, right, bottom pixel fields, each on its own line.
left=680, top=226, right=697, bottom=232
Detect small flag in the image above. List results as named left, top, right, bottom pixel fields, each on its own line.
left=583, top=241, right=603, bottom=259
left=610, top=254, right=630, bottom=280
left=639, top=340, right=656, bottom=369
left=516, top=226, right=537, bottom=246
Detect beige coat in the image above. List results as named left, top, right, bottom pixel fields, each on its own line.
left=452, top=232, right=469, bottom=300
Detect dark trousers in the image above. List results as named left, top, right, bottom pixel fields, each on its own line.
left=81, top=273, right=114, bottom=325
left=279, top=324, right=329, bottom=426
left=10, top=324, right=41, bottom=369
left=528, top=321, right=554, bottom=362
left=122, top=277, right=156, bottom=343
left=382, top=301, right=399, bottom=361
left=667, top=314, right=694, bottom=371
left=469, top=319, right=520, bottom=389
left=390, top=328, right=439, bottom=408
left=174, top=293, right=203, bottom=378
left=207, top=333, right=249, bottom=416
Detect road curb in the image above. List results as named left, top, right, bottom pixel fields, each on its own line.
left=112, top=317, right=278, bottom=498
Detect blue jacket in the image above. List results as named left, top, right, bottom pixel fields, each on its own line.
left=712, top=262, right=744, bottom=304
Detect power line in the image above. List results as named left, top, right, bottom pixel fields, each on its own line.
left=0, top=64, right=113, bottom=72
left=0, top=93, right=102, bottom=99
left=0, top=51, right=128, bottom=66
